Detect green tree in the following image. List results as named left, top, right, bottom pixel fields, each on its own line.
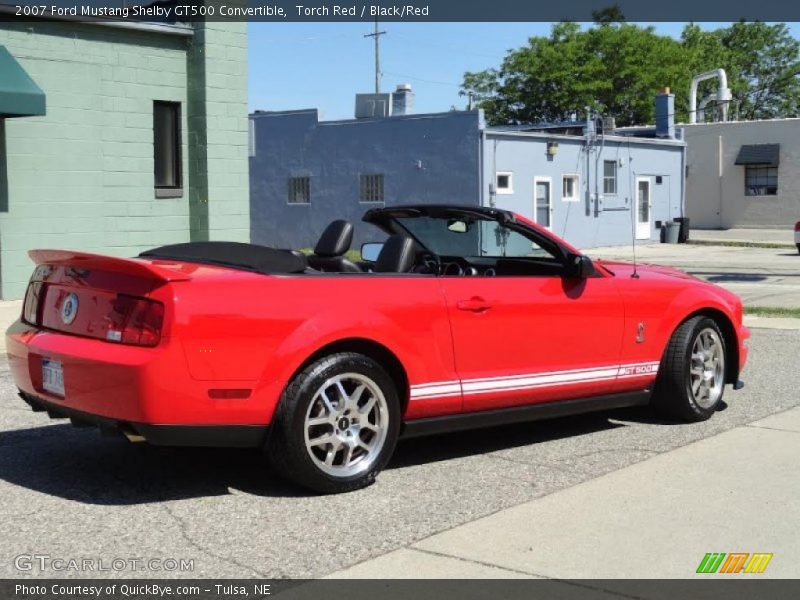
left=720, top=22, right=800, bottom=119
left=463, top=20, right=800, bottom=126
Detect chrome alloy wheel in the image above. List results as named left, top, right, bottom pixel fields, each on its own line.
left=303, top=373, right=389, bottom=478
left=689, top=327, right=725, bottom=409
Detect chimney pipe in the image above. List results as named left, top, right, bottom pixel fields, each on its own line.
left=392, top=83, right=414, bottom=116
left=655, top=88, right=675, bottom=139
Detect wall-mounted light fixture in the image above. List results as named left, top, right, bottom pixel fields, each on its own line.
left=546, top=141, right=559, bottom=156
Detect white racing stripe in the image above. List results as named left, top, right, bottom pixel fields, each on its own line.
left=409, top=361, right=660, bottom=401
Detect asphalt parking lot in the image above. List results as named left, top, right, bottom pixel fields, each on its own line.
left=0, top=326, right=798, bottom=579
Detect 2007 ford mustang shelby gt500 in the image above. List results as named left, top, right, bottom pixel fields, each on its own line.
left=7, top=205, right=748, bottom=493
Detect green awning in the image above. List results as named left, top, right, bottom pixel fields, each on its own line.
left=0, top=46, right=45, bottom=118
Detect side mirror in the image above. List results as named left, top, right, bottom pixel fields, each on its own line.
left=566, top=254, right=595, bottom=279
left=360, top=242, right=383, bottom=263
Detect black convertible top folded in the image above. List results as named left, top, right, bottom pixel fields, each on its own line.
left=139, top=242, right=307, bottom=274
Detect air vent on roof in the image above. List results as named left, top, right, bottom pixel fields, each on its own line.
left=355, top=93, right=392, bottom=118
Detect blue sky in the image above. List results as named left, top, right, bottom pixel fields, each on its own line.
left=248, top=22, right=798, bottom=120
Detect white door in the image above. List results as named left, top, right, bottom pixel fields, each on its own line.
left=635, top=177, right=651, bottom=240
left=534, top=178, right=552, bottom=229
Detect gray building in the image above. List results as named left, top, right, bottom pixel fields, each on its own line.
left=683, top=119, right=800, bottom=229
left=249, top=90, right=686, bottom=251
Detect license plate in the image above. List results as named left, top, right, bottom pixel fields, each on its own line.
left=42, top=359, right=65, bottom=396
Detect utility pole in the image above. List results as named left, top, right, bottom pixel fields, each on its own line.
left=364, top=19, right=386, bottom=93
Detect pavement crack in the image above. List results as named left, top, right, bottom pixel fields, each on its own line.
left=410, top=546, right=544, bottom=578
left=746, top=424, right=800, bottom=434
left=160, top=502, right=274, bottom=578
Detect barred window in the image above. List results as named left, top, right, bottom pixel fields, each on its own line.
left=603, top=160, right=617, bottom=195
left=745, top=166, right=778, bottom=196
left=360, top=174, right=385, bottom=203
left=288, top=177, right=310, bottom=204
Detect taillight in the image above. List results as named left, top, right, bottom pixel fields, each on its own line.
left=22, top=282, right=44, bottom=326
left=105, top=295, right=164, bottom=347
left=795, top=221, right=800, bottom=232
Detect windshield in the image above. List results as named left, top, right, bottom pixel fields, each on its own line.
left=394, top=215, right=554, bottom=259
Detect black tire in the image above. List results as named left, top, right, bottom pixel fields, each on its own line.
left=266, top=352, right=401, bottom=494
left=796, top=243, right=800, bottom=255
left=651, top=316, right=727, bottom=422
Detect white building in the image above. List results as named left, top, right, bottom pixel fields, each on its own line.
left=684, top=119, right=800, bottom=229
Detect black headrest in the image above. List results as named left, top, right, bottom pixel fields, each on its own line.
left=375, top=235, right=416, bottom=273
left=314, top=220, right=354, bottom=257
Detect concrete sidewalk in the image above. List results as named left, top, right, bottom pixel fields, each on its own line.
left=330, top=406, right=800, bottom=579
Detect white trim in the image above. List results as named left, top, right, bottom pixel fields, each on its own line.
left=495, top=171, right=514, bottom=194
left=561, top=173, right=580, bottom=202
left=409, top=362, right=660, bottom=401
left=486, top=129, right=685, bottom=148
left=533, top=176, right=553, bottom=229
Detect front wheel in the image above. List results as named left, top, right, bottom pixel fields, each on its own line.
left=651, top=316, right=727, bottom=422
left=266, top=352, right=401, bottom=493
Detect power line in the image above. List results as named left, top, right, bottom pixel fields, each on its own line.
left=389, top=32, right=507, bottom=62
left=382, top=70, right=462, bottom=88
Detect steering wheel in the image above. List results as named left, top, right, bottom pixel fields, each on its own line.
left=415, top=251, right=442, bottom=275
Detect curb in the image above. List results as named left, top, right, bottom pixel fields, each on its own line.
left=687, top=239, right=795, bottom=250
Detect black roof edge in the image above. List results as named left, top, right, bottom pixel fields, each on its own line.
left=363, top=204, right=516, bottom=227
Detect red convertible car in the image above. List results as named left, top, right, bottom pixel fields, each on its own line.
left=6, top=205, right=748, bottom=493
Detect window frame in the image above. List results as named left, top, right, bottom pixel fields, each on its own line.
left=561, top=173, right=580, bottom=202
left=287, top=176, right=311, bottom=205
left=744, top=165, right=778, bottom=197
left=359, top=173, right=385, bottom=204
left=153, top=101, right=183, bottom=198
left=495, top=171, right=514, bottom=195
left=603, top=160, right=617, bottom=195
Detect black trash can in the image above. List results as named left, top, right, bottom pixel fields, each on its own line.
left=674, top=217, right=690, bottom=243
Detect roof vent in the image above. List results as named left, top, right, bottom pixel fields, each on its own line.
left=355, top=93, right=392, bottom=118
left=602, top=117, right=616, bottom=133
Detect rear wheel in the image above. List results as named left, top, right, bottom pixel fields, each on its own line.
left=267, top=352, right=401, bottom=493
left=652, top=316, right=727, bottom=422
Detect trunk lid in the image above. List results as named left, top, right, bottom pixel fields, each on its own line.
left=23, top=250, right=191, bottom=346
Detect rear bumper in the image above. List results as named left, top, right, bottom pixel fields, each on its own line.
left=6, top=319, right=279, bottom=429
left=18, top=390, right=267, bottom=447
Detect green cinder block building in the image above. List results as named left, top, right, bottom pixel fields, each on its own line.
left=0, top=17, right=250, bottom=299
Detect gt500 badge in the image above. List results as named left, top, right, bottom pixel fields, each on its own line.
left=61, top=293, right=79, bottom=325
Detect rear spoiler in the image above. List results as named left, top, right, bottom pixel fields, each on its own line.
left=29, top=249, right=192, bottom=283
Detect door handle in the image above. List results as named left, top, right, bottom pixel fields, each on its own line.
left=457, top=297, right=492, bottom=312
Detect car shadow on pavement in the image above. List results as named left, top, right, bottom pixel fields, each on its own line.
left=391, top=411, right=628, bottom=468
left=0, top=423, right=306, bottom=504
left=611, top=400, right=729, bottom=425
left=0, top=408, right=645, bottom=504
